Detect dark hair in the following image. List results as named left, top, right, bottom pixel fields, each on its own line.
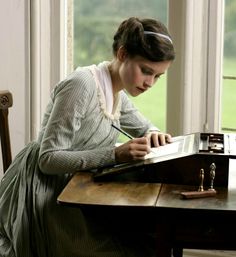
left=112, top=17, right=175, bottom=62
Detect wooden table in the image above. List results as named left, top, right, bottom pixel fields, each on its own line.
left=58, top=159, right=236, bottom=257
left=154, top=158, right=236, bottom=256
left=58, top=172, right=161, bottom=207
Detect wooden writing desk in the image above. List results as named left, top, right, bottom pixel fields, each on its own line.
left=58, top=172, right=161, bottom=207
left=58, top=159, right=236, bottom=257
left=155, top=182, right=236, bottom=256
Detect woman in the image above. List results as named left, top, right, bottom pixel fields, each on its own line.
left=0, top=17, right=175, bottom=257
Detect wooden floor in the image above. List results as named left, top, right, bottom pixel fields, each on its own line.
left=183, top=250, right=236, bottom=257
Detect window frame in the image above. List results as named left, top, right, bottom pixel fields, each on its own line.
left=30, top=0, right=72, bottom=139
left=167, top=0, right=224, bottom=135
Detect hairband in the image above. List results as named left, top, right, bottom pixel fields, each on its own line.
left=144, top=31, right=173, bottom=44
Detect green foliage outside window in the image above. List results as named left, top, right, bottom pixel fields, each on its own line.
left=222, top=0, right=236, bottom=132
left=74, top=0, right=167, bottom=67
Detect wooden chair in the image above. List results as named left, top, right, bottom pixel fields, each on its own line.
left=0, top=90, right=13, bottom=173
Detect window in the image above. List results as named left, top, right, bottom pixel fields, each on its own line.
left=222, top=0, right=236, bottom=132
left=73, top=0, right=168, bottom=131
left=71, top=0, right=231, bottom=137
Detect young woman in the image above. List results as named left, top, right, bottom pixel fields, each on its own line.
left=0, top=17, right=175, bottom=257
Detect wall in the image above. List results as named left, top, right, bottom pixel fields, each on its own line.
left=0, top=0, right=30, bottom=178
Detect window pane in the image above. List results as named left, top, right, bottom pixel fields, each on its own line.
left=222, top=0, right=236, bottom=132
left=73, top=0, right=168, bottom=131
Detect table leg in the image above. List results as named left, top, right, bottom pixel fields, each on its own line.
left=172, top=247, right=183, bottom=257
left=156, top=222, right=172, bottom=257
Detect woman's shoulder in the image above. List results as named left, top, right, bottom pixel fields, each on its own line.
left=73, top=66, right=94, bottom=82
left=52, top=66, right=96, bottom=98
left=62, top=66, right=95, bottom=90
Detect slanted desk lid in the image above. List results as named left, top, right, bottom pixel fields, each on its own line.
left=94, top=133, right=198, bottom=180
left=94, top=132, right=236, bottom=183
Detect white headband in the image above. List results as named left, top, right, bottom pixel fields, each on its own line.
left=144, top=31, right=173, bottom=44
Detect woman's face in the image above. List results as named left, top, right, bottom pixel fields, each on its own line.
left=118, top=53, right=172, bottom=97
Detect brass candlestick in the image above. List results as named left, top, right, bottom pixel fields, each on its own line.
left=198, top=169, right=204, bottom=192
left=208, top=163, right=216, bottom=191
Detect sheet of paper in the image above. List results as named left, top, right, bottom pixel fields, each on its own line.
left=145, top=140, right=181, bottom=160
left=115, top=134, right=195, bottom=160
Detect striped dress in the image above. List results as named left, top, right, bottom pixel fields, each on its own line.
left=0, top=62, right=157, bottom=257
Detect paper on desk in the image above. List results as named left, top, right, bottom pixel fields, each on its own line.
left=145, top=134, right=196, bottom=160
left=115, top=134, right=194, bottom=160
left=97, top=135, right=193, bottom=176
left=145, top=140, right=181, bottom=160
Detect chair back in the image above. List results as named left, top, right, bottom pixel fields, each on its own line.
left=0, top=90, right=13, bottom=173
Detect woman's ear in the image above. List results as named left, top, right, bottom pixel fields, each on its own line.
left=117, top=46, right=128, bottom=62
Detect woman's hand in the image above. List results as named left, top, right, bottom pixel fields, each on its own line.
left=145, top=131, right=172, bottom=147
left=115, top=137, right=151, bottom=163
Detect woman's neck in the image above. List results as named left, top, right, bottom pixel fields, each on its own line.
left=108, top=60, right=123, bottom=95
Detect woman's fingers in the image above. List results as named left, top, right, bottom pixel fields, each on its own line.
left=146, top=132, right=172, bottom=147
left=115, top=137, right=151, bottom=163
